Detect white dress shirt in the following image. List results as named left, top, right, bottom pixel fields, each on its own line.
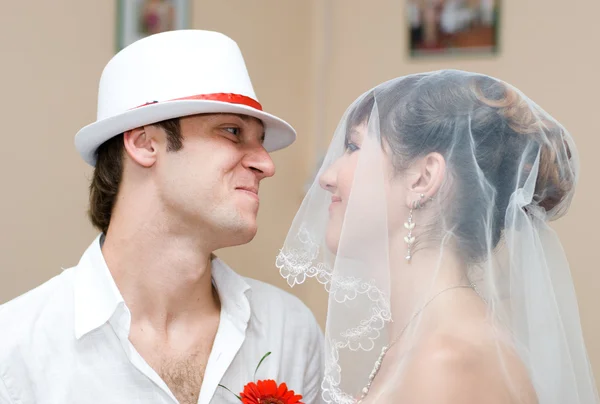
left=0, top=235, right=324, bottom=403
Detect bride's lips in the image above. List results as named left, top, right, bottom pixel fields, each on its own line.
left=329, top=195, right=342, bottom=211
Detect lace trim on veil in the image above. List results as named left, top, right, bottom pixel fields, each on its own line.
left=276, top=226, right=391, bottom=403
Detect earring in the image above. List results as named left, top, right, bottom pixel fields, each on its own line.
left=404, top=194, right=430, bottom=262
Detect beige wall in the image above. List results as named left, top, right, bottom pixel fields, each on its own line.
left=1, top=0, right=599, bottom=382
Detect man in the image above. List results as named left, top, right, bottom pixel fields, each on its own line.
left=0, top=30, right=323, bottom=404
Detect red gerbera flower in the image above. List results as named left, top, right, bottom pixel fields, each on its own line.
left=240, top=379, right=304, bottom=404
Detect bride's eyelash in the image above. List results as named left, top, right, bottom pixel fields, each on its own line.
left=345, top=141, right=360, bottom=153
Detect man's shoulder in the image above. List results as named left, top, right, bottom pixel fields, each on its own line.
left=0, top=268, right=75, bottom=337
left=213, top=257, right=319, bottom=326
left=244, top=276, right=321, bottom=330
left=245, top=277, right=307, bottom=311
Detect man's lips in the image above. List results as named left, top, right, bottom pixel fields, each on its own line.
left=236, top=186, right=258, bottom=194
left=236, top=186, right=259, bottom=201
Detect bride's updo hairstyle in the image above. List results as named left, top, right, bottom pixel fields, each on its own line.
left=345, top=70, right=576, bottom=263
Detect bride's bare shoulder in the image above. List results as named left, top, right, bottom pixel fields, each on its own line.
left=397, top=327, right=537, bottom=404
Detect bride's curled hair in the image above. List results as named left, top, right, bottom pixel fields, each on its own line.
left=346, top=71, right=576, bottom=263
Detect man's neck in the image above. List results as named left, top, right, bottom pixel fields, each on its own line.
left=101, top=218, right=220, bottom=336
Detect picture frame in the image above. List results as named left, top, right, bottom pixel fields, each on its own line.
left=407, top=0, right=500, bottom=58
left=116, top=0, right=191, bottom=51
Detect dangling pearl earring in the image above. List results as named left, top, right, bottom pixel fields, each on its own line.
left=404, top=194, right=432, bottom=262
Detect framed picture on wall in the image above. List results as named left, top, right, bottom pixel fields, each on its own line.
left=408, top=0, right=500, bottom=57
left=116, top=0, right=191, bottom=51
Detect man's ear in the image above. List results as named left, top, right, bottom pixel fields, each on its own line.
left=123, top=126, right=157, bottom=168
left=405, top=152, right=446, bottom=208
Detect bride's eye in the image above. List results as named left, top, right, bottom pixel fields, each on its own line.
left=345, top=142, right=360, bottom=153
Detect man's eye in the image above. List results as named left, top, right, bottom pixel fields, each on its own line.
left=224, top=127, right=240, bottom=136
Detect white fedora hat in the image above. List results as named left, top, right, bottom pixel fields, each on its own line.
left=75, top=29, right=296, bottom=166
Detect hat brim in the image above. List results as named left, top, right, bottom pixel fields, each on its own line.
left=74, top=100, right=297, bottom=166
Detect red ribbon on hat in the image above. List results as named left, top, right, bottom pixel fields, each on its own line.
left=134, top=93, right=263, bottom=111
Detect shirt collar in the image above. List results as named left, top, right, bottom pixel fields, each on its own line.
left=73, top=234, right=126, bottom=339
left=73, top=234, right=252, bottom=339
left=210, top=255, right=252, bottom=331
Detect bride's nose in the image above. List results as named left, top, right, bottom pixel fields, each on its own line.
left=319, top=162, right=338, bottom=193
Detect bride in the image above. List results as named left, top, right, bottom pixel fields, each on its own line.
left=277, top=70, right=599, bottom=403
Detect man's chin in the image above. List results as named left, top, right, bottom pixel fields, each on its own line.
left=224, top=220, right=258, bottom=246
left=233, top=228, right=257, bottom=246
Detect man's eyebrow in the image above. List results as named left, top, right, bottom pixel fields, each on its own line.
left=230, top=114, right=266, bottom=143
